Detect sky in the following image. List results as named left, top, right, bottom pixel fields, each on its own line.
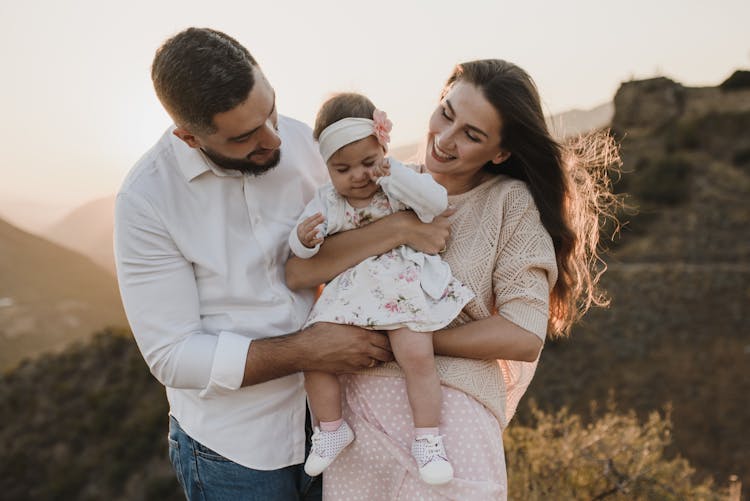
left=0, top=0, right=748, bottom=229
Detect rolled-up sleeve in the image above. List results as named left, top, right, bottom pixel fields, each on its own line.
left=114, top=191, right=250, bottom=393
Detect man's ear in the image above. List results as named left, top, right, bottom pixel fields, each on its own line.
left=491, top=149, right=511, bottom=165
left=173, top=127, right=201, bottom=149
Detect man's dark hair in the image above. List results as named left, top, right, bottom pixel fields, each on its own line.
left=151, top=27, right=258, bottom=134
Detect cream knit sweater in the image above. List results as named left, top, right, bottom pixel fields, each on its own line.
left=358, top=174, right=558, bottom=428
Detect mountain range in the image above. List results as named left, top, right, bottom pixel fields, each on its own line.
left=0, top=217, right=126, bottom=370
left=42, top=196, right=116, bottom=274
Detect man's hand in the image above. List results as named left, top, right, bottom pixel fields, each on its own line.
left=297, top=213, right=325, bottom=249
left=300, top=322, right=393, bottom=372
left=397, top=207, right=455, bottom=255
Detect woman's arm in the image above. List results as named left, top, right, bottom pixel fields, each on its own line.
left=285, top=208, right=455, bottom=290
left=433, top=315, right=543, bottom=362
left=433, top=182, right=556, bottom=363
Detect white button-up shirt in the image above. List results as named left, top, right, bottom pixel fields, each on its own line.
left=114, top=115, right=327, bottom=470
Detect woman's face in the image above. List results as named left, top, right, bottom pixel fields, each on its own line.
left=425, top=80, right=509, bottom=180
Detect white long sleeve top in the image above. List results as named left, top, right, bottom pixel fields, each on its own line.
left=114, top=116, right=327, bottom=470
left=288, top=159, right=448, bottom=258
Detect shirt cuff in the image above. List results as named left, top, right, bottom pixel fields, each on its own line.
left=199, top=331, right=251, bottom=398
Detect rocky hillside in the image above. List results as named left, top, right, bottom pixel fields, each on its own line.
left=525, top=71, right=750, bottom=496
left=0, top=217, right=126, bottom=370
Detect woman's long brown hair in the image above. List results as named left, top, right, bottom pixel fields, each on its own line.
left=444, top=60, right=621, bottom=337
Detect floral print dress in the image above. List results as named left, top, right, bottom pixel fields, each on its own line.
left=304, top=187, right=473, bottom=332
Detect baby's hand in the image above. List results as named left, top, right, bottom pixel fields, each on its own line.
left=369, top=158, right=391, bottom=181
left=297, top=213, right=325, bottom=248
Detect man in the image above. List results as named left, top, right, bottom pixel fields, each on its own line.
left=115, top=28, right=449, bottom=500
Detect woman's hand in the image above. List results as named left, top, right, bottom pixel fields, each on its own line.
left=400, top=207, right=455, bottom=255
left=297, top=213, right=325, bottom=249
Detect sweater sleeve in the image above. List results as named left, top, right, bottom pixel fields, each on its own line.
left=492, top=183, right=558, bottom=340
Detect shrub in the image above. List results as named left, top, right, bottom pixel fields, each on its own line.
left=505, top=405, right=724, bottom=500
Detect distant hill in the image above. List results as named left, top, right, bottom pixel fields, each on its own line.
left=0, top=196, right=76, bottom=235
left=545, top=101, right=614, bottom=139
left=525, top=72, right=750, bottom=497
left=0, top=217, right=127, bottom=370
left=43, top=196, right=116, bottom=274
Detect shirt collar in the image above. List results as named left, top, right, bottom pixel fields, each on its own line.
left=169, top=127, right=243, bottom=182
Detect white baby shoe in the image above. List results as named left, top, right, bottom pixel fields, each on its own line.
left=411, top=434, right=454, bottom=485
left=304, top=421, right=355, bottom=476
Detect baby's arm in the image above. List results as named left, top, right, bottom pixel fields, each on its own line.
left=377, top=159, right=448, bottom=222
left=289, top=193, right=327, bottom=259
left=297, top=213, right=325, bottom=249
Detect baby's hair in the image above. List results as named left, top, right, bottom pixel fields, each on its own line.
left=313, top=93, right=376, bottom=140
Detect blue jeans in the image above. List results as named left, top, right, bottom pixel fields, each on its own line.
left=168, top=415, right=321, bottom=501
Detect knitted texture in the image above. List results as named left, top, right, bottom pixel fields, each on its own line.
left=358, top=175, right=558, bottom=428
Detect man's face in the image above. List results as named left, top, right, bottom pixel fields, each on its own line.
left=175, top=66, right=282, bottom=175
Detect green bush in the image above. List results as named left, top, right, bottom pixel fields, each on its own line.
left=0, top=329, right=180, bottom=501
left=506, top=405, right=724, bottom=500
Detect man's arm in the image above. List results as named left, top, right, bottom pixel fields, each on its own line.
left=115, top=192, right=391, bottom=394
left=241, top=322, right=393, bottom=386
left=285, top=208, right=455, bottom=290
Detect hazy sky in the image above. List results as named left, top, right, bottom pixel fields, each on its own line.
left=1, top=0, right=748, bottom=224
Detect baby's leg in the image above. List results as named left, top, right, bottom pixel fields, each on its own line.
left=390, top=328, right=454, bottom=484
left=303, top=371, right=355, bottom=476
left=304, top=370, right=342, bottom=423
left=388, top=328, right=441, bottom=427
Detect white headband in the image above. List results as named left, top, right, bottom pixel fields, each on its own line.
left=317, top=109, right=392, bottom=162
left=318, top=118, right=375, bottom=162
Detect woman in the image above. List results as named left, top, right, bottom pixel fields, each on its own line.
left=286, top=59, right=617, bottom=500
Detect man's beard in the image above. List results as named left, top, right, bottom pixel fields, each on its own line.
left=201, top=147, right=281, bottom=176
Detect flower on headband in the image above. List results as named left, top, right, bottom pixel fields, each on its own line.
left=372, top=109, right=392, bottom=149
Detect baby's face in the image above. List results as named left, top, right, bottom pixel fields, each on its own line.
left=326, top=135, right=384, bottom=206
